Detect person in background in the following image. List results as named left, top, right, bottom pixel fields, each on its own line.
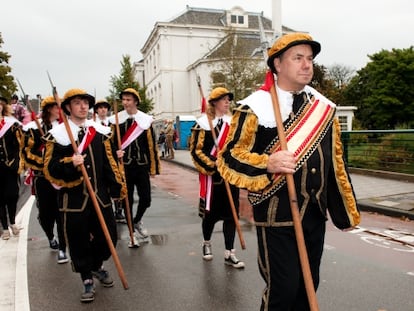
left=10, top=94, right=30, bottom=124
left=217, top=33, right=360, bottom=310
left=43, top=89, right=126, bottom=303
left=108, top=88, right=160, bottom=240
left=94, top=100, right=111, bottom=126
left=0, top=96, right=24, bottom=240
left=93, top=99, right=126, bottom=222
left=190, top=87, right=245, bottom=269
left=164, top=120, right=175, bottom=159
left=157, top=130, right=166, bottom=158
left=22, top=96, right=68, bottom=263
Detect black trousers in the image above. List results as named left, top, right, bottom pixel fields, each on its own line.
left=124, top=164, right=151, bottom=223
left=34, top=176, right=66, bottom=251
left=201, top=180, right=239, bottom=250
left=0, top=168, right=20, bottom=229
left=256, top=204, right=326, bottom=311
left=63, top=203, right=117, bottom=281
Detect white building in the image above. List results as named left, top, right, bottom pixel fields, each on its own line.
left=137, top=5, right=286, bottom=120
left=136, top=4, right=356, bottom=130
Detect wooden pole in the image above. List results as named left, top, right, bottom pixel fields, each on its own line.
left=17, top=78, right=44, bottom=136
left=269, top=77, right=319, bottom=310
left=206, top=115, right=246, bottom=250
left=47, top=76, right=129, bottom=289
left=112, top=100, right=139, bottom=248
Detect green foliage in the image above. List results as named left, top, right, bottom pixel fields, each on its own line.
left=208, top=30, right=267, bottom=102
left=344, top=131, right=414, bottom=174
left=108, top=54, right=153, bottom=113
left=310, top=63, right=337, bottom=101
left=343, top=47, right=414, bottom=129
left=0, top=33, right=17, bottom=98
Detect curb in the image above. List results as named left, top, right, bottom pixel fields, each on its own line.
left=164, top=158, right=413, bottom=221
left=357, top=201, right=414, bottom=220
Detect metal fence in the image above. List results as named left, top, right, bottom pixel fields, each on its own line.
left=341, top=130, right=414, bottom=175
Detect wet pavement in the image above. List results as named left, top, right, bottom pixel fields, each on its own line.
left=168, top=149, right=414, bottom=221
left=1, top=150, right=414, bottom=310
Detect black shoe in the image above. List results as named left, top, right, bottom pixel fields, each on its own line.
left=202, top=242, right=213, bottom=261
left=80, top=279, right=95, bottom=303
left=224, top=250, right=245, bottom=269
left=115, top=212, right=126, bottom=224
left=49, top=237, right=59, bottom=251
left=57, top=250, right=69, bottom=264
left=92, top=268, right=114, bottom=287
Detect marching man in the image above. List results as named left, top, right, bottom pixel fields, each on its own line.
left=43, top=88, right=126, bottom=303
left=108, top=88, right=160, bottom=240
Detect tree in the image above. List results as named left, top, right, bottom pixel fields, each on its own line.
left=327, top=64, right=355, bottom=89
left=109, top=54, right=153, bottom=113
left=343, top=47, right=414, bottom=129
left=0, top=32, right=17, bottom=99
left=208, top=30, right=267, bottom=103
left=310, top=63, right=337, bottom=101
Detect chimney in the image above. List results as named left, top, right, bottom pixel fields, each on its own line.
left=272, top=0, right=282, bottom=39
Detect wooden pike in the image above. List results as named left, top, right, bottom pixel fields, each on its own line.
left=268, top=72, right=319, bottom=310
left=112, top=99, right=139, bottom=248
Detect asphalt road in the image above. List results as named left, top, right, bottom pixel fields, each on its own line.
left=25, top=162, right=414, bottom=311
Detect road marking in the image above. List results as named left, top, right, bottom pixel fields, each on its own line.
left=15, top=195, right=34, bottom=311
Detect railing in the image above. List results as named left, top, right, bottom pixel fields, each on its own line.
left=341, top=130, right=414, bottom=175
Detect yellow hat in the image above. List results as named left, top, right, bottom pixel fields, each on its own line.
left=94, top=100, right=111, bottom=112
left=40, top=96, right=58, bottom=110
left=267, top=32, right=321, bottom=73
left=120, top=88, right=141, bottom=104
left=208, top=87, right=234, bottom=104
left=61, top=88, right=95, bottom=115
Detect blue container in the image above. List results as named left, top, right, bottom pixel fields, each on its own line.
left=175, top=115, right=197, bottom=150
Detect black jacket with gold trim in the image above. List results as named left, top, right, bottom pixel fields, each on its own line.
left=108, top=110, right=160, bottom=175
left=22, top=119, right=57, bottom=172
left=217, top=87, right=360, bottom=230
left=0, top=116, right=24, bottom=173
left=190, top=114, right=232, bottom=180
left=43, top=121, right=126, bottom=212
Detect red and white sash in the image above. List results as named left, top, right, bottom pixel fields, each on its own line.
left=199, top=173, right=214, bottom=212
left=200, top=121, right=230, bottom=212
left=210, top=122, right=230, bottom=158
left=0, top=118, right=14, bottom=139
left=121, top=121, right=144, bottom=150
left=270, top=98, right=334, bottom=182
left=77, top=127, right=96, bottom=154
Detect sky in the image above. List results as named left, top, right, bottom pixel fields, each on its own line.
left=2, top=0, right=413, bottom=99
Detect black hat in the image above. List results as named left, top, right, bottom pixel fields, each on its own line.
left=94, top=100, right=111, bottom=112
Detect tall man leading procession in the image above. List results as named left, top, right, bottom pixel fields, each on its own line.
left=108, top=88, right=160, bottom=240
left=217, top=33, right=360, bottom=310
left=43, top=88, right=126, bottom=303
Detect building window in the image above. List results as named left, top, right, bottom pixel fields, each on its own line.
left=338, top=116, right=348, bottom=131
left=230, top=14, right=245, bottom=25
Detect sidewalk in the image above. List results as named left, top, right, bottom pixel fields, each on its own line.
left=167, top=149, right=414, bottom=220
